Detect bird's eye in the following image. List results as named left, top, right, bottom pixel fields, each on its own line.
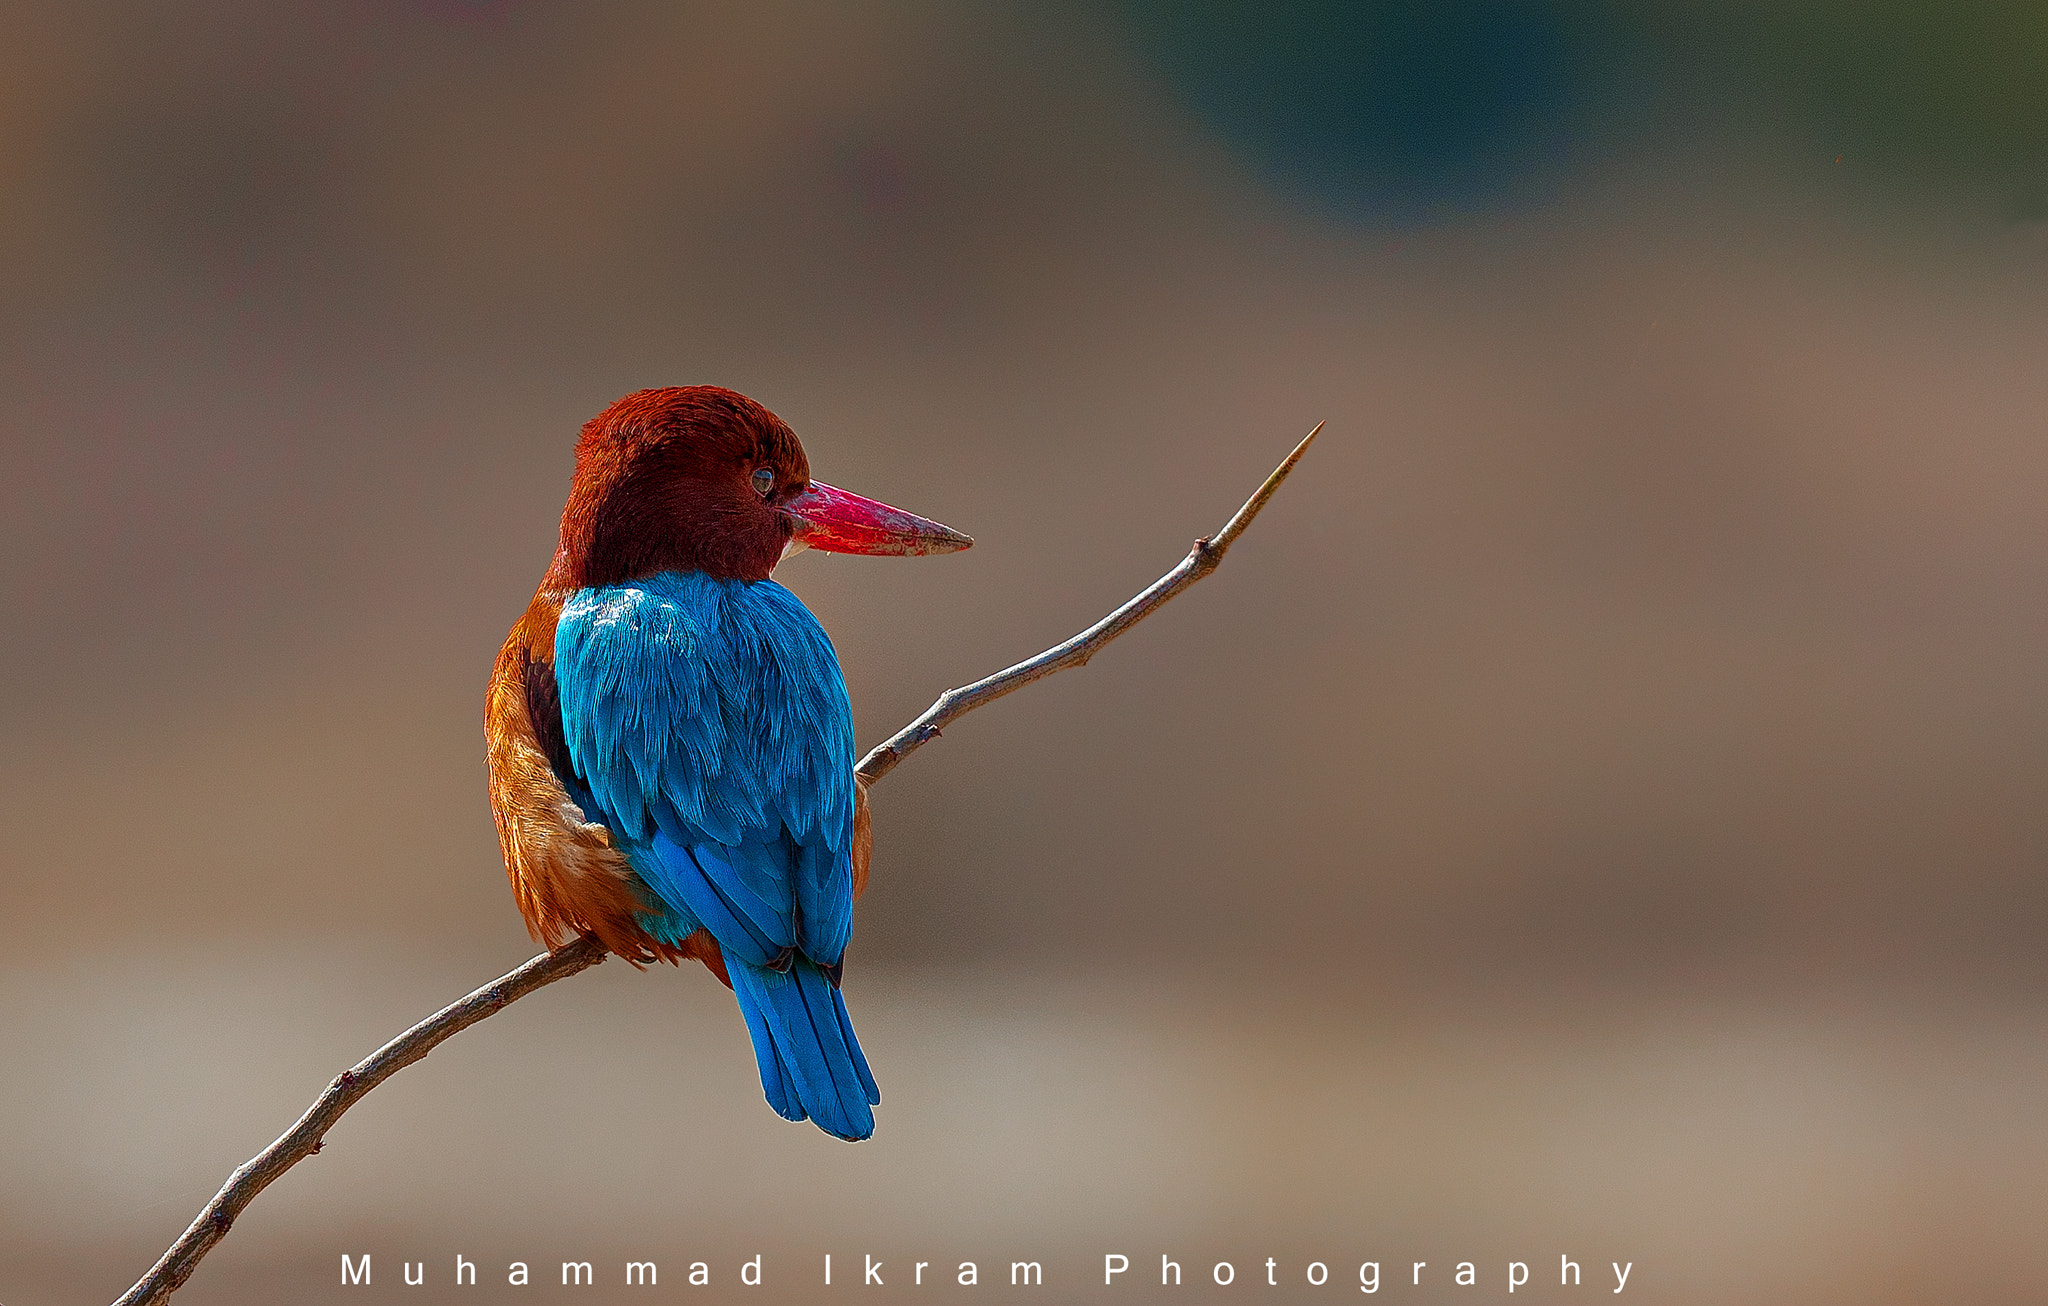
left=751, top=467, right=775, bottom=498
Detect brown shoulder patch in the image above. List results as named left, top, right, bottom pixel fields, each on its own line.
left=486, top=591, right=685, bottom=967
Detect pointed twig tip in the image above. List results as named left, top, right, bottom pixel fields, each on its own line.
left=1212, top=420, right=1323, bottom=551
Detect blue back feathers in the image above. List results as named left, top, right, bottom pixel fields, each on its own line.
left=553, top=571, right=877, bottom=1139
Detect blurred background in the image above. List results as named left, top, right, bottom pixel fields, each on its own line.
left=3, top=2, right=2046, bottom=1302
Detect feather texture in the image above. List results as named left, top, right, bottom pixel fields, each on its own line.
left=486, top=386, right=941, bottom=1142
left=552, top=570, right=877, bottom=1139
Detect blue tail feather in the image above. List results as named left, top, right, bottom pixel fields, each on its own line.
left=728, top=957, right=879, bottom=1141
left=732, top=979, right=803, bottom=1122
left=833, top=982, right=879, bottom=1103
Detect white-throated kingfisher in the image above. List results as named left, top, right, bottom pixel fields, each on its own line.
left=485, top=387, right=970, bottom=1141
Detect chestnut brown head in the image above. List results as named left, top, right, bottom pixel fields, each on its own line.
left=557, top=386, right=969, bottom=589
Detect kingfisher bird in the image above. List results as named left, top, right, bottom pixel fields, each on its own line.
left=485, top=386, right=970, bottom=1141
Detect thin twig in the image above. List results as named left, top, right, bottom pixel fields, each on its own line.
left=113, top=422, right=1319, bottom=1306
left=113, top=936, right=609, bottom=1306
left=857, top=421, right=1321, bottom=783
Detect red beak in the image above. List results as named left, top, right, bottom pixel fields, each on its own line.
left=784, top=481, right=973, bottom=556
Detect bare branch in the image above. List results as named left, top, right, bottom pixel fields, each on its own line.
left=113, top=421, right=1319, bottom=1306
left=856, top=421, right=1321, bottom=784
left=114, top=935, right=608, bottom=1306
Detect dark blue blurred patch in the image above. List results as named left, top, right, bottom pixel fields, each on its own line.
left=1116, top=0, right=1629, bottom=224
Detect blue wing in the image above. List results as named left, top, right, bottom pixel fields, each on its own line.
left=553, top=571, right=876, bottom=1138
